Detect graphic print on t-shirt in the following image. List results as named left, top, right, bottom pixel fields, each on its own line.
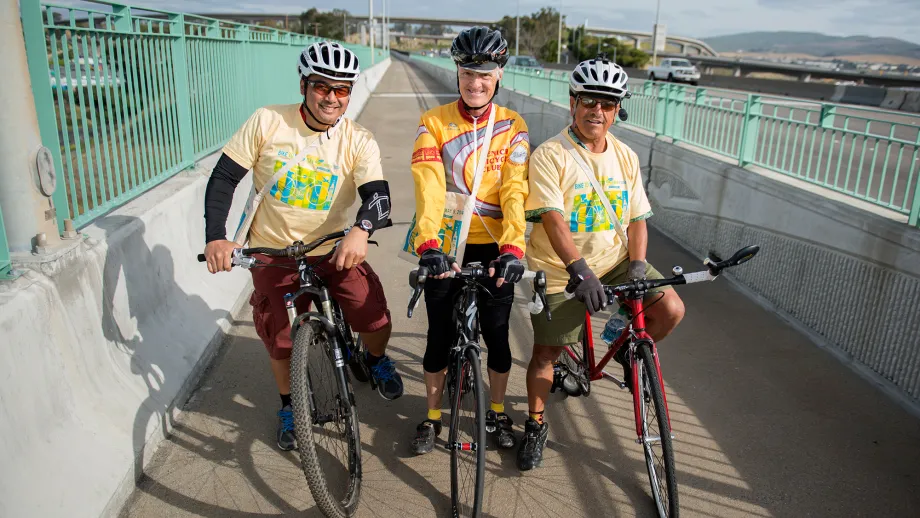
left=269, top=155, right=339, bottom=210
left=570, top=181, right=629, bottom=233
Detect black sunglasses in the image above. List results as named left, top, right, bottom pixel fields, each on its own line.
left=578, top=96, right=619, bottom=112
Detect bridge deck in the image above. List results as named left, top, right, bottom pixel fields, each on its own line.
left=121, top=60, right=919, bottom=518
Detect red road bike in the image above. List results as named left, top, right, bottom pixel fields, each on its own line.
left=548, top=246, right=760, bottom=518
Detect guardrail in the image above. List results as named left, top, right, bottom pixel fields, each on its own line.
left=21, top=0, right=387, bottom=228
left=413, top=54, right=920, bottom=228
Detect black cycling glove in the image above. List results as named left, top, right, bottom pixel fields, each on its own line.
left=489, top=253, right=525, bottom=284
left=419, top=249, right=454, bottom=276
left=565, top=258, right=607, bottom=315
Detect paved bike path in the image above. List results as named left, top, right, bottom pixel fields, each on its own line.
left=122, top=59, right=920, bottom=518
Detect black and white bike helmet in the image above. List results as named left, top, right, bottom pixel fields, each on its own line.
left=450, top=26, right=509, bottom=71
left=569, top=56, right=631, bottom=100
left=297, top=41, right=361, bottom=82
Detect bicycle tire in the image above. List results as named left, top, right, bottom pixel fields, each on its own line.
left=636, top=342, right=679, bottom=518
left=449, top=347, right=486, bottom=517
left=290, top=320, right=362, bottom=518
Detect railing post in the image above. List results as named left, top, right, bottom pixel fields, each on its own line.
left=820, top=104, right=837, bottom=129
left=206, top=19, right=219, bottom=38
left=668, top=85, right=687, bottom=143
left=911, top=132, right=920, bottom=227
left=111, top=4, right=133, bottom=32
left=654, top=83, right=669, bottom=136
left=169, top=14, right=194, bottom=164
left=738, top=94, right=762, bottom=166
left=3, top=0, right=64, bottom=253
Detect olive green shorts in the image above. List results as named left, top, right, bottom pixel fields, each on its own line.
left=530, top=260, right=671, bottom=346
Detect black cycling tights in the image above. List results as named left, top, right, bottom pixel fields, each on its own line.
left=422, top=243, right=514, bottom=375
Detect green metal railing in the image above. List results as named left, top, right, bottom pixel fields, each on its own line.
left=414, top=55, right=920, bottom=228
left=21, top=0, right=387, bottom=228
left=0, top=202, right=11, bottom=279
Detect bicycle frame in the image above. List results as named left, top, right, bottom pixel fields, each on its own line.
left=568, top=295, right=673, bottom=438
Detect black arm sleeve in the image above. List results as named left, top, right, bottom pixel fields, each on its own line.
left=204, top=153, right=249, bottom=243
left=354, top=180, right=392, bottom=234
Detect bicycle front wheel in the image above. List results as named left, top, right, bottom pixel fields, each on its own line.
left=448, top=347, right=486, bottom=517
left=636, top=342, right=679, bottom=518
left=290, top=320, right=362, bottom=517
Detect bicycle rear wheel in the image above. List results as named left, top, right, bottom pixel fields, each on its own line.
left=290, top=320, right=362, bottom=517
left=448, top=347, right=486, bottom=517
left=636, top=342, right=679, bottom=518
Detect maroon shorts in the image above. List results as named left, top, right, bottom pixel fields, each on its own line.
left=249, top=255, right=391, bottom=360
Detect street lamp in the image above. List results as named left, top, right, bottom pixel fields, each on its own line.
left=652, top=0, right=661, bottom=66
left=515, top=0, right=520, bottom=56
left=556, top=2, right=564, bottom=64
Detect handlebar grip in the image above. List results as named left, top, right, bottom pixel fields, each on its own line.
left=521, top=270, right=537, bottom=280
left=197, top=254, right=206, bottom=262
left=563, top=288, right=576, bottom=300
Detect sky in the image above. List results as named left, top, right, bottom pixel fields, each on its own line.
left=57, top=0, right=920, bottom=45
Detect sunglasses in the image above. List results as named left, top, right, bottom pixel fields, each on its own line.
left=579, top=96, right=619, bottom=112
left=307, top=80, right=352, bottom=99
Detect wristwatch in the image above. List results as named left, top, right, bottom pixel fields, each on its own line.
left=357, top=219, right=373, bottom=232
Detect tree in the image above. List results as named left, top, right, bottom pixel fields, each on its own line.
left=299, top=8, right=350, bottom=40
left=491, top=7, right=565, bottom=61
left=569, top=34, right=650, bottom=68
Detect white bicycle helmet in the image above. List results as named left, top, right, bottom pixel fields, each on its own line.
left=297, top=42, right=360, bottom=82
left=569, top=56, right=630, bottom=99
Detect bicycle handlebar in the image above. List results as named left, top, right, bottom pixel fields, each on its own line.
left=406, top=265, right=551, bottom=321
left=196, top=221, right=393, bottom=267
left=563, top=244, right=760, bottom=301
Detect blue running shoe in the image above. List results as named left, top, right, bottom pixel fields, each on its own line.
left=367, top=354, right=404, bottom=400
left=277, top=405, right=297, bottom=451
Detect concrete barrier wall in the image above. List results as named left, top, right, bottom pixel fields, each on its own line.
left=0, top=58, right=391, bottom=518
left=407, top=56, right=920, bottom=410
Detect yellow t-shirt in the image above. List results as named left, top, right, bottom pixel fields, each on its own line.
left=410, top=101, right=529, bottom=258
left=222, top=104, right=384, bottom=254
left=525, top=127, right=652, bottom=294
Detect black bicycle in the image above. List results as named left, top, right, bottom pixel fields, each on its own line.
left=198, top=228, right=386, bottom=517
left=407, top=263, right=550, bottom=517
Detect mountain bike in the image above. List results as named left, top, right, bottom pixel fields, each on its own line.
left=548, top=245, right=760, bottom=518
left=198, top=228, right=387, bottom=517
left=407, top=263, right=550, bottom=517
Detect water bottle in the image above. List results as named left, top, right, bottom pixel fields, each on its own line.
left=600, top=307, right=628, bottom=345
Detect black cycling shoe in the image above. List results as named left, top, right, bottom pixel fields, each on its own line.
left=516, top=419, right=549, bottom=471
left=411, top=419, right=442, bottom=455
left=485, top=410, right=517, bottom=449
left=614, top=346, right=633, bottom=392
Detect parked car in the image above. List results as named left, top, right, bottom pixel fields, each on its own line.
left=647, top=58, right=700, bottom=85
left=507, top=55, right=544, bottom=73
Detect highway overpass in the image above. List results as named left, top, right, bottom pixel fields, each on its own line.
left=188, top=12, right=718, bottom=57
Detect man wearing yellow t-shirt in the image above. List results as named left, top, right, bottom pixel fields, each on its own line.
left=202, top=42, right=402, bottom=451
left=517, top=57, right=685, bottom=471
left=408, top=27, right=529, bottom=455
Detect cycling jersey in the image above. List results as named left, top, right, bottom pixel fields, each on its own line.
left=410, top=100, right=530, bottom=258
left=222, top=103, right=384, bottom=253
left=524, top=127, right=652, bottom=294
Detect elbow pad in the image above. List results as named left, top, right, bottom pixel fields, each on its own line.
left=354, top=180, right=392, bottom=234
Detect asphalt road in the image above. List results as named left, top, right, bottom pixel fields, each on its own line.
left=121, top=60, right=920, bottom=518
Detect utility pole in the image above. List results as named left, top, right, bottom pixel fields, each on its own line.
left=556, top=4, right=563, bottom=64
left=343, top=12, right=347, bottom=41
left=652, top=0, right=662, bottom=66
left=369, top=0, right=375, bottom=64
left=382, top=0, right=387, bottom=52
left=515, top=0, right=520, bottom=56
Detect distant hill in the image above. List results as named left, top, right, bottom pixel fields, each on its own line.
left=704, top=32, right=920, bottom=60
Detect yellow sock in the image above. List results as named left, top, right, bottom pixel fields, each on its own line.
left=490, top=401, right=505, bottom=414
left=427, top=409, right=442, bottom=421
left=529, top=411, right=544, bottom=425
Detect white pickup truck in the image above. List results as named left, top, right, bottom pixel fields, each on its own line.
left=647, top=58, right=701, bottom=85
